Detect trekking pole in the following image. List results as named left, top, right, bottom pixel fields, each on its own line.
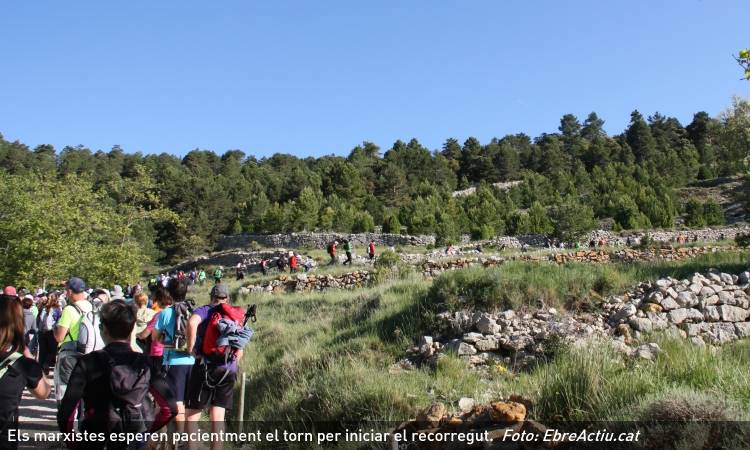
left=238, top=371, right=246, bottom=434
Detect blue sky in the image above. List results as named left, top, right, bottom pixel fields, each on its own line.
left=0, top=1, right=747, bottom=158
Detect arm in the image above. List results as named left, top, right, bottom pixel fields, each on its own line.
left=186, top=314, right=202, bottom=356
left=54, top=325, right=68, bottom=343
left=29, top=375, right=50, bottom=400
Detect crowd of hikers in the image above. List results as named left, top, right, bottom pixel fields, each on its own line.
left=0, top=274, right=256, bottom=450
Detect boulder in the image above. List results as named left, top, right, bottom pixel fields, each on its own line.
left=734, top=322, right=750, bottom=338
left=443, top=339, right=477, bottom=356
left=462, top=332, right=484, bottom=344
left=705, top=323, right=738, bottom=344
left=641, top=303, right=663, bottom=313
left=612, top=304, right=637, bottom=323
left=660, top=297, right=681, bottom=311
left=458, top=397, right=475, bottom=414
left=721, top=273, right=734, bottom=285
left=668, top=308, right=704, bottom=324
left=718, top=305, right=750, bottom=322
left=475, top=338, right=500, bottom=352
left=416, top=403, right=447, bottom=427
left=490, top=401, right=526, bottom=423
left=476, top=315, right=501, bottom=334
left=629, top=317, right=653, bottom=332
left=634, top=343, right=661, bottom=361
left=703, top=306, right=721, bottom=322
left=676, top=291, right=699, bottom=308
left=739, top=271, right=750, bottom=285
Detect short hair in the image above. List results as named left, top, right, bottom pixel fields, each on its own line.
left=153, top=287, right=173, bottom=307
left=134, top=292, right=148, bottom=308
left=167, top=278, right=188, bottom=303
left=100, top=300, right=137, bottom=340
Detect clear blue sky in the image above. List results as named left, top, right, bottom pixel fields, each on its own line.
left=1, top=1, right=747, bottom=158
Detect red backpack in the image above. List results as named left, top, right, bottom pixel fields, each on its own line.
left=201, top=303, right=246, bottom=363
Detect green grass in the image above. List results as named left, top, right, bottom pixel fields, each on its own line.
left=174, top=250, right=750, bottom=449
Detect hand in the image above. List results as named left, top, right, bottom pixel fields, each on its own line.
left=235, top=349, right=243, bottom=361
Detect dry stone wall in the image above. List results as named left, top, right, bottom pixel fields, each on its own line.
left=238, top=271, right=372, bottom=296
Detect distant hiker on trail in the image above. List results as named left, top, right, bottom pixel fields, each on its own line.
left=22, top=295, right=38, bottom=357
left=213, top=267, right=223, bottom=284
left=276, top=256, right=286, bottom=272
left=37, top=292, right=62, bottom=374
left=0, top=298, right=50, bottom=449
left=58, top=300, right=176, bottom=447
left=288, top=251, right=298, bottom=273
left=260, top=258, right=269, bottom=275
left=368, top=240, right=376, bottom=260
left=343, top=240, right=353, bottom=265
left=185, top=283, right=253, bottom=450
left=327, top=241, right=338, bottom=265
left=302, top=255, right=315, bottom=272
left=198, top=269, right=207, bottom=286
left=236, top=262, right=245, bottom=281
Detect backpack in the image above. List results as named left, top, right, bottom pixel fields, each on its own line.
left=0, top=352, right=22, bottom=381
left=199, top=303, right=246, bottom=364
left=95, top=351, right=155, bottom=434
left=162, top=300, right=194, bottom=352
left=64, top=302, right=104, bottom=354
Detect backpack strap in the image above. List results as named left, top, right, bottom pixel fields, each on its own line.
left=0, top=352, right=22, bottom=380
left=62, top=303, right=84, bottom=344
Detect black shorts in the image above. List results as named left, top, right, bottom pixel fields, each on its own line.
left=185, top=362, right=237, bottom=411
left=165, top=364, right=193, bottom=402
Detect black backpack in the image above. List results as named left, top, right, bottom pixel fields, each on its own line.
left=95, top=351, right=155, bottom=434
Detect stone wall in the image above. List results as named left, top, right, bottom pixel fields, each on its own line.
left=216, top=232, right=435, bottom=251
left=238, top=271, right=373, bottom=296
left=215, top=225, right=749, bottom=253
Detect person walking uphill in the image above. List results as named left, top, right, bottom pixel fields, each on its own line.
left=152, top=278, right=195, bottom=435
left=58, top=301, right=176, bottom=450
left=213, top=267, right=223, bottom=284
left=327, top=241, right=338, bottom=265
left=185, top=284, right=253, bottom=450
left=0, top=296, right=51, bottom=450
left=343, top=240, right=353, bottom=265
left=368, top=240, right=376, bottom=260
left=54, top=277, right=101, bottom=403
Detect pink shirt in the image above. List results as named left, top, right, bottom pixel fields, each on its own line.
left=147, top=312, right=164, bottom=357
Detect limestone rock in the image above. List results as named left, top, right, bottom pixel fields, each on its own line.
left=490, top=401, right=526, bottom=423
left=718, top=305, right=750, bottom=322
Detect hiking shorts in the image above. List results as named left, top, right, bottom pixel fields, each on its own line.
left=165, top=364, right=193, bottom=402
left=185, top=363, right=237, bottom=411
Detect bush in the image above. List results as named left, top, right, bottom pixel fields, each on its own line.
left=249, top=241, right=261, bottom=251
left=382, top=214, right=401, bottom=234
left=470, top=224, right=494, bottom=241
left=374, top=250, right=400, bottom=269
left=428, top=268, right=508, bottom=311
left=736, top=233, right=750, bottom=247
left=352, top=211, right=375, bottom=233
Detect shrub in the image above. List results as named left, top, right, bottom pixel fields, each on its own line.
left=428, top=268, right=508, bottom=311
left=382, top=214, right=401, bottom=234
left=374, top=250, right=400, bottom=269
left=736, top=233, right=750, bottom=247
left=249, top=240, right=261, bottom=251
left=470, top=224, right=494, bottom=241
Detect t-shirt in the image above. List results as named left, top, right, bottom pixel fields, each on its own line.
left=0, top=349, right=43, bottom=443
left=56, top=300, right=93, bottom=347
left=193, top=305, right=238, bottom=372
left=155, top=306, right=194, bottom=366
left=146, top=312, right=164, bottom=357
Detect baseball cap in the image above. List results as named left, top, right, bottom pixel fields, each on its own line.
left=66, top=277, right=86, bottom=294
left=2, top=286, right=18, bottom=297
left=210, top=284, right=229, bottom=299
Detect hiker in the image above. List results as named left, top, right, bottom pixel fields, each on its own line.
left=289, top=251, right=298, bottom=273
left=198, top=269, right=207, bottom=286
left=302, top=255, right=315, bottom=272
left=185, top=284, right=253, bottom=450
left=134, top=292, right=156, bottom=353
left=91, top=288, right=111, bottom=308
left=327, top=241, right=338, bottom=265
left=22, top=296, right=38, bottom=358
left=111, top=285, right=125, bottom=301
left=189, top=270, right=197, bottom=285
left=213, top=267, right=223, bottom=284
left=37, top=292, right=62, bottom=374
left=260, top=258, right=269, bottom=275
left=0, top=298, right=51, bottom=449
left=343, top=240, right=353, bottom=265
left=275, top=256, right=286, bottom=272
left=58, top=300, right=176, bottom=448
left=54, top=277, right=102, bottom=403
left=139, top=288, right=171, bottom=380
left=368, top=240, right=376, bottom=260
left=153, top=278, right=195, bottom=434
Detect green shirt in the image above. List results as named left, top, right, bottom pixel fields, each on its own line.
left=56, top=300, right=93, bottom=347
left=345, top=242, right=352, bottom=252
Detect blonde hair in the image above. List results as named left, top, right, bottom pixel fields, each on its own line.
left=134, top=292, right=149, bottom=308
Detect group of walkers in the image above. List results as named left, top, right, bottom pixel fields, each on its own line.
left=259, top=252, right=315, bottom=275
left=0, top=275, right=255, bottom=450
left=149, top=268, right=216, bottom=292
left=327, top=239, right=376, bottom=265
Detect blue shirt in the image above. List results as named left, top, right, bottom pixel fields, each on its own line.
left=155, top=306, right=195, bottom=366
